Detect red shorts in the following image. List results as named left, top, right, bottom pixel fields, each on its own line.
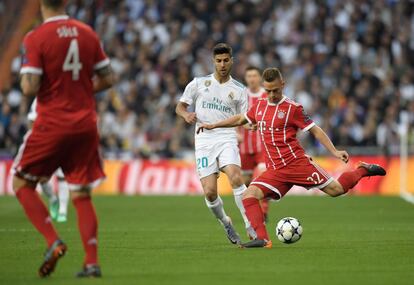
left=240, top=152, right=265, bottom=173
left=13, top=125, right=105, bottom=190
left=251, top=156, right=333, bottom=200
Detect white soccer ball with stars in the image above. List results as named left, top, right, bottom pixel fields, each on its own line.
left=276, top=217, right=303, bottom=244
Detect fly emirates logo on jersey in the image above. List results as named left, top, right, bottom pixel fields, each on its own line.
left=201, top=96, right=233, bottom=114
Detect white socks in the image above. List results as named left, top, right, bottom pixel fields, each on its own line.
left=205, top=196, right=229, bottom=226
left=40, top=182, right=56, bottom=201
left=57, top=179, right=69, bottom=216
left=233, top=184, right=250, bottom=229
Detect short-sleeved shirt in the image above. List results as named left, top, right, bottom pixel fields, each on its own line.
left=245, top=96, right=315, bottom=169
left=239, top=88, right=267, bottom=154
left=20, top=15, right=110, bottom=133
left=179, top=74, right=248, bottom=148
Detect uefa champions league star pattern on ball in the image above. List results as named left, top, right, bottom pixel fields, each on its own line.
left=276, top=217, right=303, bottom=244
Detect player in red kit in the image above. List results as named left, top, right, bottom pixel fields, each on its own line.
left=12, top=0, right=113, bottom=277
left=197, top=67, right=386, bottom=248
left=239, top=67, right=269, bottom=222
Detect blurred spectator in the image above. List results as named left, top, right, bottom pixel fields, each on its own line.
left=1, top=0, right=414, bottom=159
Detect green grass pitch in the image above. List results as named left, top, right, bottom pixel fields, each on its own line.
left=0, top=195, right=413, bottom=285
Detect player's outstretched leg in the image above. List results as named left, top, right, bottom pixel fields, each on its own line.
left=205, top=197, right=241, bottom=244
left=56, top=169, right=69, bottom=223
left=40, top=181, right=59, bottom=221
left=201, top=174, right=241, bottom=244
left=324, top=162, right=386, bottom=197
left=222, top=165, right=255, bottom=239
left=337, top=162, right=386, bottom=195
left=72, top=190, right=101, bottom=277
left=13, top=176, right=66, bottom=277
left=240, top=186, right=272, bottom=248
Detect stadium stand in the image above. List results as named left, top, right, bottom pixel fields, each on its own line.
left=0, top=0, right=413, bottom=159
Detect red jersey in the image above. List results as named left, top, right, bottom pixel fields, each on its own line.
left=245, top=96, right=316, bottom=170
left=20, top=15, right=110, bottom=133
left=239, top=88, right=267, bottom=154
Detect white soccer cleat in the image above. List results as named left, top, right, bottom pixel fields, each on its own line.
left=221, top=216, right=241, bottom=245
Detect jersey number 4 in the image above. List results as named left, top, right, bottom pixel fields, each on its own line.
left=63, top=39, right=83, bottom=80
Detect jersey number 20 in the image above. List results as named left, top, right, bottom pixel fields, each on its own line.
left=63, top=39, right=83, bottom=80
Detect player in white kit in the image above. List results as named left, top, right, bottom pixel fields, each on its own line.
left=176, top=43, right=254, bottom=244
left=27, top=98, right=70, bottom=222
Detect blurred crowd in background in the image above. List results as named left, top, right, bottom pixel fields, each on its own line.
left=1, top=0, right=414, bottom=159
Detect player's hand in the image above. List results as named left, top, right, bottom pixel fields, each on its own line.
left=243, top=124, right=257, bottom=131
left=335, top=150, right=349, bottom=163
left=196, top=124, right=215, bottom=134
left=184, top=112, right=197, bottom=124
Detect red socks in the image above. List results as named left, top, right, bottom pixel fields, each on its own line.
left=338, top=167, right=369, bottom=193
left=16, top=186, right=98, bottom=265
left=15, top=186, right=59, bottom=247
left=261, top=199, right=269, bottom=217
left=243, top=197, right=269, bottom=240
left=73, top=196, right=98, bottom=266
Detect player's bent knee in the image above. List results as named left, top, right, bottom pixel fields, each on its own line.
left=242, top=186, right=264, bottom=200
left=12, top=175, right=36, bottom=192
left=322, top=181, right=345, bottom=197
left=228, top=173, right=244, bottom=188
left=71, top=187, right=91, bottom=200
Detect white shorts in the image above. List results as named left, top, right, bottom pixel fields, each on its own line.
left=195, top=142, right=241, bottom=178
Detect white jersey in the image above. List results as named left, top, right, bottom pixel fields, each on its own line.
left=27, top=98, right=38, bottom=122
left=180, top=74, right=248, bottom=148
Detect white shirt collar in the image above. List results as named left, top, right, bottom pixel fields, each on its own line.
left=267, top=95, right=286, bottom=106
left=211, top=73, right=232, bottom=85
left=44, top=15, right=69, bottom=23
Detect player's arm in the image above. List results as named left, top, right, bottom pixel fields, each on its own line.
left=93, top=65, right=114, bottom=92
left=197, top=114, right=248, bottom=134
left=309, top=125, right=349, bottom=163
left=175, top=102, right=197, bottom=124
left=20, top=73, right=41, bottom=96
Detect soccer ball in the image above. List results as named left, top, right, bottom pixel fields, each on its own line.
left=276, top=217, right=303, bottom=244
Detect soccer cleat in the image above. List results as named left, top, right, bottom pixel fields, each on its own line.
left=222, top=216, right=241, bottom=245
left=49, top=198, right=59, bottom=221
left=56, top=213, right=67, bottom=223
left=38, top=239, right=67, bottom=277
left=76, top=264, right=102, bottom=278
left=239, top=239, right=272, bottom=249
left=357, top=162, right=386, bottom=177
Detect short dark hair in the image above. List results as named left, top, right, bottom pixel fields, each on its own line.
left=245, top=66, right=261, bottom=74
left=213, top=43, right=232, bottom=57
left=262, top=67, right=283, bottom=82
left=41, top=0, right=65, bottom=10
